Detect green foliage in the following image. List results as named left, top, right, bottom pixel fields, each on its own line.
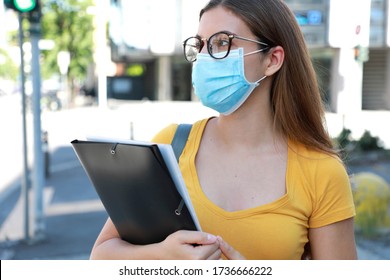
left=358, top=130, right=384, bottom=151
left=334, top=128, right=384, bottom=153
left=352, top=172, right=390, bottom=237
left=0, top=48, right=19, bottom=80
left=333, top=128, right=356, bottom=161
left=335, top=128, right=353, bottom=149
left=40, top=0, right=94, bottom=84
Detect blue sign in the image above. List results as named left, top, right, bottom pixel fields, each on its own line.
left=295, top=10, right=322, bottom=26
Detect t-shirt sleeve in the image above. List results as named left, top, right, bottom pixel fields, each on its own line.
left=309, top=157, right=356, bottom=228
left=150, top=123, right=178, bottom=144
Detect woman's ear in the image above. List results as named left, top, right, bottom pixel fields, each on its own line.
left=264, top=46, right=284, bottom=76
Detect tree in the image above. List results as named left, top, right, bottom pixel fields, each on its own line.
left=0, top=48, right=19, bottom=80
left=40, top=0, right=95, bottom=100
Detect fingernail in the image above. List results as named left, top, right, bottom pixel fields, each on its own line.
left=207, top=234, right=217, bottom=242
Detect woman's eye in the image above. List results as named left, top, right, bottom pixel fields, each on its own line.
left=219, top=40, right=229, bottom=47
left=212, top=39, right=229, bottom=51
left=216, top=39, right=229, bottom=47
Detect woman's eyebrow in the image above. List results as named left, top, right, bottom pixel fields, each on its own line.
left=195, top=31, right=235, bottom=38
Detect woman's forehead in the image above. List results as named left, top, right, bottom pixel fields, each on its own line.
left=197, top=6, right=252, bottom=38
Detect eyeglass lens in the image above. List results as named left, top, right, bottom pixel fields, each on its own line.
left=184, top=37, right=202, bottom=62
left=184, top=32, right=232, bottom=62
left=208, top=32, right=231, bottom=58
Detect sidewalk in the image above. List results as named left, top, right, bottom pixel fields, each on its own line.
left=0, top=145, right=106, bottom=260
left=0, top=101, right=389, bottom=260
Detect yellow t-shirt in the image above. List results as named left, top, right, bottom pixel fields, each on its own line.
left=152, top=118, right=356, bottom=260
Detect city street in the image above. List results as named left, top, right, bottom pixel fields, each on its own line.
left=0, top=95, right=215, bottom=259
left=0, top=95, right=389, bottom=259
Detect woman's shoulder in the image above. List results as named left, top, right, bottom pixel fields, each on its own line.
left=151, top=118, right=210, bottom=144
left=289, top=140, right=342, bottom=164
left=289, top=140, right=347, bottom=182
left=289, top=141, right=353, bottom=216
left=151, top=123, right=178, bottom=144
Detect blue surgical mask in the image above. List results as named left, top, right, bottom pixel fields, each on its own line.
left=192, top=48, right=266, bottom=115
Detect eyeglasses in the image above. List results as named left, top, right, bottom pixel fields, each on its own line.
left=183, top=31, right=270, bottom=62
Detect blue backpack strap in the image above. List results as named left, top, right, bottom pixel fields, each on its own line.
left=171, top=124, right=192, bottom=161
left=171, top=124, right=192, bottom=216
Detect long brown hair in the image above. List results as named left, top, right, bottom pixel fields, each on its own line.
left=200, top=0, right=337, bottom=156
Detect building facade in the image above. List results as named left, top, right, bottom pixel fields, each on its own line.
left=363, top=0, right=390, bottom=110
left=107, top=0, right=390, bottom=113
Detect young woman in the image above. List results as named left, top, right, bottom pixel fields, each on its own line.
left=90, top=0, right=357, bottom=260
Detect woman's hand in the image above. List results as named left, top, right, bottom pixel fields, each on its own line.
left=158, top=230, right=222, bottom=260
left=217, top=236, right=246, bottom=260
left=90, top=219, right=221, bottom=260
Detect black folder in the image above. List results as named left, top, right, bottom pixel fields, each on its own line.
left=71, top=139, right=199, bottom=245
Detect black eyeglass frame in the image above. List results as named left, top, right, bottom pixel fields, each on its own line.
left=182, top=31, right=271, bottom=62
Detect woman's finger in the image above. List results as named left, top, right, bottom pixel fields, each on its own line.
left=175, top=230, right=218, bottom=245
left=217, top=236, right=246, bottom=260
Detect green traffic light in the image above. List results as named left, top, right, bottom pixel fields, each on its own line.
left=14, top=0, right=36, bottom=12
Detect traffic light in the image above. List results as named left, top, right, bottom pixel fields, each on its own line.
left=4, top=0, right=37, bottom=13
left=354, top=45, right=369, bottom=63
left=4, top=0, right=41, bottom=23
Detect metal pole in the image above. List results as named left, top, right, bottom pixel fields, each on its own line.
left=96, top=0, right=108, bottom=108
left=18, top=13, right=31, bottom=243
left=30, top=19, right=45, bottom=241
left=130, top=121, right=134, bottom=140
left=157, top=56, right=172, bottom=100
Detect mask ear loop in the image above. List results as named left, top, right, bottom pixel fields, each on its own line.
left=254, top=75, right=267, bottom=85
left=242, top=48, right=268, bottom=85
left=244, top=47, right=270, bottom=57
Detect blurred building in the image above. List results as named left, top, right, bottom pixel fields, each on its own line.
left=105, top=0, right=390, bottom=113
left=106, top=0, right=207, bottom=102
left=363, top=0, right=390, bottom=110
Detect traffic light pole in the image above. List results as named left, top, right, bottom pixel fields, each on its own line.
left=18, top=12, right=31, bottom=243
left=5, top=0, right=45, bottom=243
left=30, top=16, right=45, bottom=242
